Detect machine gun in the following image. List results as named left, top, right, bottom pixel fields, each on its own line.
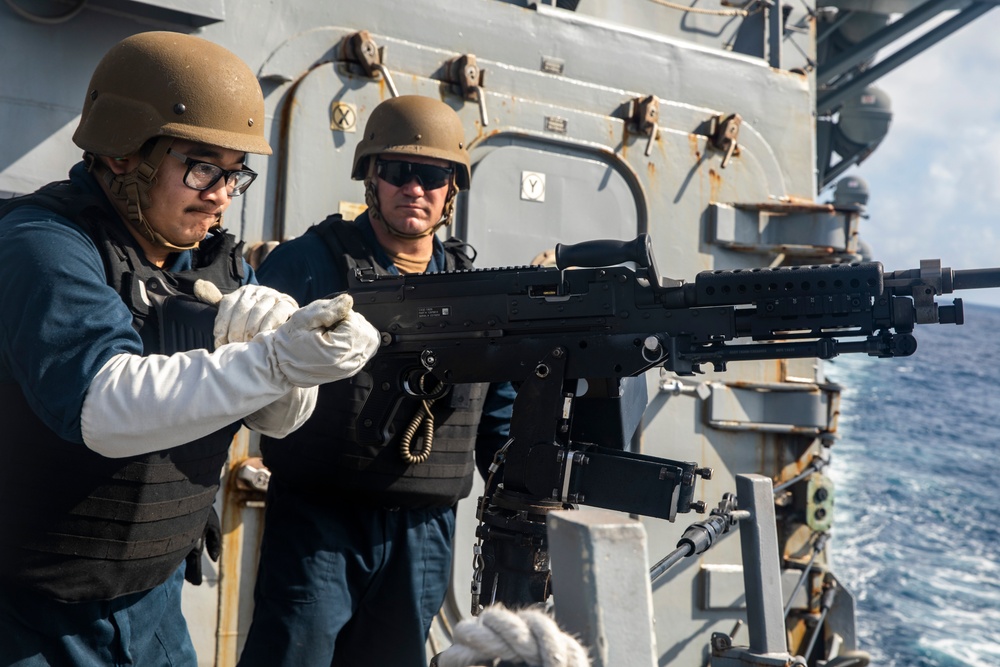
left=344, top=233, right=1000, bottom=612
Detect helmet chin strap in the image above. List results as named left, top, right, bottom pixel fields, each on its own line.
left=364, top=159, right=458, bottom=240
left=88, top=136, right=207, bottom=252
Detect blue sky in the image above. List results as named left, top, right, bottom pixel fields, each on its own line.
left=838, top=8, right=1000, bottom=309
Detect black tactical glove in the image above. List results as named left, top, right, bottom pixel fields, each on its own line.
left=184, top=507, right=222, bottom=585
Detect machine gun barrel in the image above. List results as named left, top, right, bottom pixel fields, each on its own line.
left=882, top=262, right=1000, bottom=296
left=953, top=267, right=1000, bottom=291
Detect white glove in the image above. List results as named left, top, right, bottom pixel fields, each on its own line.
left=264, top=293, right=381, bottom=387
left=81, top=293, right=380, bottom=457
left=194, top=279, right=298, bottom=349
left=194, top=279, right=311, bottom=436
left=243, top=386, right=317, bottom=438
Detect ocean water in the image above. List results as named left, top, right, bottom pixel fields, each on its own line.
left=824, top=302, right=1000, bottom=667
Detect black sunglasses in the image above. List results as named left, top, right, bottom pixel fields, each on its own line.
left=168, top=149, right=258, bottom=197
left=376, top=159, right=453, bottom=190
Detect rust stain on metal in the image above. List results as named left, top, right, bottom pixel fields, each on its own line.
left=725, top=382, right=821, bottom=397
left=736, top=199, right=834, bottom=215
left=727, top=380, right=759, bottom=390
left=827, top=392, right=842, bottom=435
left=714, top=420, right=820, bottom=435
left=216, top=435, right=250, bottom=667
left=644, top=157, right=660, bottom=199
left=687, top=133, right=701, bottom=160
left=708, top=168, right=722, bottom=202
left=788, top=618, right=811, bottom=653
left=620, top=120, right=635, bottom=160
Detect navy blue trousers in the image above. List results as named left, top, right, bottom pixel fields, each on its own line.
left=0, top=565, right=196, bottom=666
left=238, top=477, right=456, bottom=667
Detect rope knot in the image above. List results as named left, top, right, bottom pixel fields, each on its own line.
left=432, top=604, right=591, bottom=667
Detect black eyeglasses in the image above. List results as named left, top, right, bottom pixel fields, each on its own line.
left=376, top=159, right=453, bottom=190
left=168, top=149, right=258, bottom=197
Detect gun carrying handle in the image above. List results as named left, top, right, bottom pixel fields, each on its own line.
left=555, top=234, right=654, bottom=270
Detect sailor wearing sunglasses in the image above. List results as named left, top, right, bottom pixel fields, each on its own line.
left=242, top=96, right=515, bottom=667
left=367, top=155, right=459, bottom=269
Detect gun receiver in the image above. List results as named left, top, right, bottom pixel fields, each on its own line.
left=348, top=237, right=997, bottom=444
left=343, top=235, right=999, bottom=611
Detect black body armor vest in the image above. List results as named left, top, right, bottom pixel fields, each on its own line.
left=0, top=181, right=244, bottom=602
left=260, top=216, right=488, bottom=508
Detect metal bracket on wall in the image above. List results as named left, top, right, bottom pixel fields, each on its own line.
left=709, top=113, right=742, bottom=168
left=340, top=30, right=399, bottom=97
left=705, top=380, right=841, bottom=436
left=627, top=95, right=660, bottom=157
left=710, top=201, right=862, bottom=263
left=444, top=54, right=489, bottom=126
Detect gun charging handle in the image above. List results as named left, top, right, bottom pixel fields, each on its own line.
left=555, top=234, right=662, bottom=285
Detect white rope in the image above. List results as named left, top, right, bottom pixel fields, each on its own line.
left=434, top=605, right=591, bottom=667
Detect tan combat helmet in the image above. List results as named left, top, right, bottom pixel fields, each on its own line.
left=352, top=96, right=470, bottom=238
left=74, top=31, right=271, bottom=250
left=352, top=95, right=470, bottom=188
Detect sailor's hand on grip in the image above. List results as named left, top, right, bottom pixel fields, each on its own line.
left=194, top=280, right=299, bottom=348
left=267, top=293, right=380, bottom=387
left=81, top=294, right=377, bottom=457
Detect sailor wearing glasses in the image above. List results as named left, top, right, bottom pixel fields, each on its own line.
left=240, top=95, right=515, bottom=667
left=0, top=32, right=379, bottom=666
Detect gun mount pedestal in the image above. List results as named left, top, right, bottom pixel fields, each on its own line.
left=474, top=488, right=564, bottom=613
left=471, top=345, right=705, bottom=613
